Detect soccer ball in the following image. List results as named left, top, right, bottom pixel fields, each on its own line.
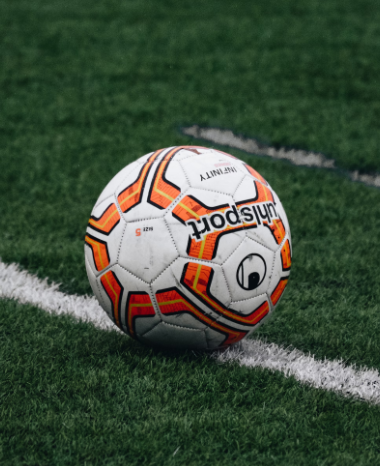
left=85, top=146, right=291, bottom=350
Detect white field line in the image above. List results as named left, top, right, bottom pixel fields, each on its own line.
left=214, top=340, right=380, bottom=404
left=182, top=125, right=380, bottom=188
left=1, top=260, right=380, bottom=404
left=0, top=261, right=119, bottom=333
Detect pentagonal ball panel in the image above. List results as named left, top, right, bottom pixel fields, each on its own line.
left=222, top=237, right=275, bottom=302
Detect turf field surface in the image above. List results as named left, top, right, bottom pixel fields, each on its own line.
left=3, top=261, right=380, bottom=405
left=1, top=0, right=380, bottom=464
left=3, top=297, right=380, bottom=466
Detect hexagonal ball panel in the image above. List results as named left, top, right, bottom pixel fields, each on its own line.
left=171, top=257, right=232, bottom=309
left=85, top=254, right=106, bottom=310
left=229, top=293, right=268, bottom=315
left=233, top=176, right=284, bottom=252
left=229, top=293, right=272, bottom=333
left=115, top=150, right=190, bottom=223
left=92, top=264, right=154, bottom=329
left=172, top=146, right=210, bottom=161
left=94, top=160, right=142, bottom=208
left=85, top=198, right=126, bottom=277
left=151, top=263, right=209, bottom=330
left=151, top=258, right=232, bottom=334
left=141, top=322, right=207, bottom=350
left=180, top=149, right=246, bottom=195
left=118, top=217, right=178, bottom=283
left=166, top=187, right=246, bottom=264
left=204, top=326, right=227, bottom=349
left=110, top=265, right=161, bottom=337
left=273, top=190, right=291, bottom=238
left=267, top=234, right=291, bottom=310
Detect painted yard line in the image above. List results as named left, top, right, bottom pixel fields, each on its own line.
left=0, top=261, right=119, bottom=333
left=214, top=340, right=380, bottom=404
left=1, top=260, right=380, bottom=405
left=182, top=125, right=380, bottom=188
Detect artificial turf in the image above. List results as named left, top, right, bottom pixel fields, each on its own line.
left=1, top=0, right=380, bottom=464
left=1, top=300, right=380, bottom=466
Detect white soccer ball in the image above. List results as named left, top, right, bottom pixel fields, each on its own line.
left=85, top=146, right=291, bottom=350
